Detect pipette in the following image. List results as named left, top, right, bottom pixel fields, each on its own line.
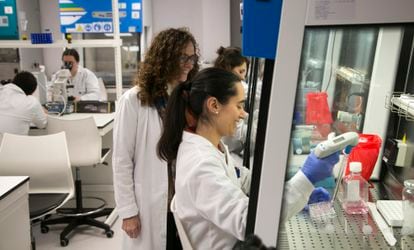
left=331, top=146, right=352, bottom=203
left=314, top=132, right=359, bottom=158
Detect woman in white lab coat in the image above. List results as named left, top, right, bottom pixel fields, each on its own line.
left=60, top=48, right=101, bottom=101
left=112, top=28, right=199, bottom=250
left=157, top=68, right=339, bottom=249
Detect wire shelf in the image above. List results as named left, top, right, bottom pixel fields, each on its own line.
left=385, top=92, right=414, bottom=121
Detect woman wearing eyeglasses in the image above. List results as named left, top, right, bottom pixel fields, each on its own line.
left=112, top=27, right=199, bottom=250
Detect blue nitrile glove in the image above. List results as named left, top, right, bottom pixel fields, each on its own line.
left=303, top=187, right=331, bottom=211
left=308, top=187, right=331, bottom=204
left=301, top=151, right=340, bottom=184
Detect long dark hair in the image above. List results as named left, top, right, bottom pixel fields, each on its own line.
left=157, top=67, right=240, bottom=163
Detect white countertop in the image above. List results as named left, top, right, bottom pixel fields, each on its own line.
left=0, top=176, right=29, bottom=200
left=54, top=113, right=115, bottom=128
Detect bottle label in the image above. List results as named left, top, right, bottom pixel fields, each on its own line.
left=347, top=180, right=360, bottom=201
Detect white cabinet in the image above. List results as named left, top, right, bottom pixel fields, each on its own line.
left=0, top=176, right=30, bottom=250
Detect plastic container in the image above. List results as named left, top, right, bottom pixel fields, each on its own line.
left=342, top=162, right=369, bottom=214
left=30, top=32, right=53, bottom=44
left=401, top=179, right=414, bottom=235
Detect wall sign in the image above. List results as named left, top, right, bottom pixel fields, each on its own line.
left=59, top=0, right=142, bottom=33
left=0, top=0, right=18, bottom=39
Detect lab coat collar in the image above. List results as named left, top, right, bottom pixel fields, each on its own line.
left=2, top=83, right=25, bottom=95
left=182, top=131, right=227, bottom=155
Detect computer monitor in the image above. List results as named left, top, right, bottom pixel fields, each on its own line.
left=31, top=71, right=48, bottom=105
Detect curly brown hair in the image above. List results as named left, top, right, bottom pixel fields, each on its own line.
left=136, top=27, right=199, bottom=106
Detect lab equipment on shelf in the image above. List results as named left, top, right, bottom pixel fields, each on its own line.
left=383, top=137, right=414, bottom=167
left=386, top=92, right=414, bottom=121
left=30, top=32, right=53, bottom=44
left=342, top=162, right=369, bottom=214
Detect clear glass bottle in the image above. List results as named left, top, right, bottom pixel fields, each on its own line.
left=402, top=179, right=414, bottom=234
left=342, top=162, right=369, bottom=214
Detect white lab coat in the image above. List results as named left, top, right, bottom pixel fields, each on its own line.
left=112, top=87, right=168, bottom=250
left=51, top=66, right=100, bottom=101
left=0, top=83, right=47, bottom=136
left=175, top=131, right=314, bottom=249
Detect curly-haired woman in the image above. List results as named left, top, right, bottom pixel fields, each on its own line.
left=112, top=27, right=199, bottom=250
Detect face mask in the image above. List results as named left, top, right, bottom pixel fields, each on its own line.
left=63, top=61, right=73, bottom=71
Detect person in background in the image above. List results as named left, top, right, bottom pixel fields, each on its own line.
left=112, top=27, right=199, bottom=250
left=214, top=46, right=248, bottom=81
left=52, top=48, right=100, bottom=101
left=0, top=71, right=47, bottom=137
left=157, top=68, right=339, bottom=249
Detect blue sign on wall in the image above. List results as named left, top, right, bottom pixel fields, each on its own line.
left=59, top=0, right=142, bottom=33
left=0, top=0, right=19, bottom=39
left=242, top=0, right=283, bottom=59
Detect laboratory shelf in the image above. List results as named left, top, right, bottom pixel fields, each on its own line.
left=386, top=92, right=414, bottom=121
left=278, top=182, right=414, bottom=249
left=0, top=39, right=122, bottom=48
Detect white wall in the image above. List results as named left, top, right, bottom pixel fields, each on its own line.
left=150, top=0, right=230, bottom=63
left=39, top=0, right=63, bottom=78
left=17, top=0, right=44, bottom=72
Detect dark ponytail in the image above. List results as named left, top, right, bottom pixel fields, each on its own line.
left=157, top=67, right=240, bottom=163
left=157, top=82, right=190, bottom=162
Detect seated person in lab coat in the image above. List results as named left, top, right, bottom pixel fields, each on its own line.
left=51, top=48, right=100, bottom=101
left=157, top=68, right=339, bottom=249
left=0, top=71, right=47, bottom=136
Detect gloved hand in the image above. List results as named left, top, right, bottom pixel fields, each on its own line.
left=301, top=151, right=340, bottom=184
left=308, top=187, right=331, bottom=204
left=303, top=187, right=331, bottom=211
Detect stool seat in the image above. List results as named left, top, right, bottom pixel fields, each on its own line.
left=29, top=193, right=70, bottom=219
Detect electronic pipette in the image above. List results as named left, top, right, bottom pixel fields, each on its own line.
left=314, top=132, right=359, bottom=158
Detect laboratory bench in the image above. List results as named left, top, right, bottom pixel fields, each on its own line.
left=278, top=182, right=414, bottom=249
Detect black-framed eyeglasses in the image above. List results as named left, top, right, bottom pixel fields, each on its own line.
left=179, top=54, right=198, bottom=65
